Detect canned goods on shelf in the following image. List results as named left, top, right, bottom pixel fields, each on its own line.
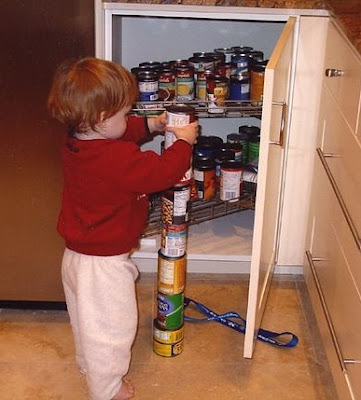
left=175, top=65, right=195, bottom=101
left=238, top=126, right=260, bottom=164
left=137, top=70, right=159, bottom=102
left=196, top=69, right=216, bottom=103
left=231, top=46, right=253, bottom=54
left=220, top=159, right=244, bottom=201
left=250, top=60, right=268, bottom=106
left=229, top=74, right=250, bottom=101
left=214, top=47, right=237, bottom=64
left=194, top=135, right=223, bottom=158
left=214, top=149, right=235, bottom=189
left=139, top=61, right=161, bottom=70
left=158, top=68, right=176, bottom=101
left=249, top=50, right=264, bottom=64
left=188, top=55, right=214, bottom=72
left=231, top=52, right=251, bottom=76
left=206, top=74, right=229, bottom=114
left=193, top=156, right=216, bottom=201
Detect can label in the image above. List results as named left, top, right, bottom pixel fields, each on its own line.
left=153, top=338, right=184, bottom=357
left=159, top=71, right=176, bottom=101
left=220, top=167, right=243, bottom=201
left=157, top=252, right=186, bottom=295
left=206, top=77, right=228, bottom=114
left=229, top=77, right=250, bottom=101
left=194, top=168, right=216, bottom=201
left=175, top=68, right=194, bottom=101
left=138, top=80, right=159, bottom=102
left=157, top=292, right=184, bottom=330
left=161, top=186, right=190, bottom=225
left=153, top=320, right=184, bottom=344
left=161, top=223, right=188, bottom=258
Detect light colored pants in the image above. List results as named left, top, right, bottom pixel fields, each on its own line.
left=61, top=248, right=139, bottom=400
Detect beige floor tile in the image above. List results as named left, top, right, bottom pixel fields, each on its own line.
left=0, top=273, right=338, bottom=400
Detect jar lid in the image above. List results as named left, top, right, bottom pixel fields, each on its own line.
left=214, top=149, right=235, bottom=163
left=194, top=155, right=215, bottom=169
left=196, top=135, right=223, bottom=149
left=239, top=125, right=260, bottom=136
left=221, top=159, right=243, bottom=169
left=227, top=133, right=247, bottom=143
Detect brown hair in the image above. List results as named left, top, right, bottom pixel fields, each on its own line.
left=47, top=57, right=138, bottom=134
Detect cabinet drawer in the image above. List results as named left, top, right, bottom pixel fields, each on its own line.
left=309, top=156, right=361, bottom=360
left=324, top=21, right=361, bottom=131
left=347, top=362, right=361, bottom=400
left=318, top=85, right=361, bottom=241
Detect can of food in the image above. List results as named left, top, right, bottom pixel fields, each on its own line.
left=196, top=69, right=216, bottom=103
left=157, top=251, right=187, bottom=295
left=193, top=156, right=216, bottom=201
left=138, top=70, right=159, bottom=102
left=153, top=328, right=184, bottom=357
left=227, top=132, right=247, bottom=162
left=139, top=61, right=161, bottom=70
left=158, top=68, right=176, bottom=102
left=250, top=60, right=267, bottom=106
left=161, top=184, right=190, bottom=225
left=214, top=149, right=235, bottom=190
left=231, top=52, right=251, bottom=76
left=229, top=74, right=250, bottom=101
left=156, top=292, right=184, bottom=330
left=214, top=47, right=237, bottom=63
left=206, top=75, right=229, bottom=114
left=153, top=319, right=184, bottom=344
left=231, top=46, right=253, bottom=54
left=164, top=104, right=196, bottom=149
left=161, top=223, right=188, bottom=258
left=175, top=65, right=194, bottom=101
left=170, top=59, right=190, bottom=68
left=220, top=159, right=244, bottom=201
left=204, top=52, right=225, bottom=67
left=194, top=135, right=223, bottom=158
left=248, top=134, right=260, bottom=162
left=217, top=63, right=233, bottom=79
left=188, top=55, right=214, bottom=73
left=249, top=50, right=264, bottom=64
left=239, top=125, right=260, bottom=163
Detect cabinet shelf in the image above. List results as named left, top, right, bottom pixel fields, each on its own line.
left=143, top=182, right=256, bottom=237
left=132, top=100, right=262, bottom=119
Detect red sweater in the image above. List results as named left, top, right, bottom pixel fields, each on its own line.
left=58, top=116, right=192, bottom=256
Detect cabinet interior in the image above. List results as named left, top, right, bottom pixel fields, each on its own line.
left=109, top=11, right=286, bottom=270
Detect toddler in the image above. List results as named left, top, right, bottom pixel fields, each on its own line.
left=47, top=57, right=198, bottom=400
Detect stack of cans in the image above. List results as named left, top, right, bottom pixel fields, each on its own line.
left=152, top=104, right=195, bottom=357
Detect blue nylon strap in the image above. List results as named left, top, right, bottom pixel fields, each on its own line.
left=184, top=297, right=298, bottom=348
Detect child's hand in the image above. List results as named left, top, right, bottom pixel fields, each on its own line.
left=167, top=121, right=199, bottom=146
left=147, top=112, right=167, bottom=135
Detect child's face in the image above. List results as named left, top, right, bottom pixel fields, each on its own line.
left=100, top=106, right=131, bottom=139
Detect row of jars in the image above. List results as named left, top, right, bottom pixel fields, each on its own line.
left=131, top=45, right=268, bottom=110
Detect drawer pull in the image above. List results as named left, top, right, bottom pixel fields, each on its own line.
left=317, top=148, right=361, bottom=251
left=269, top=101, right=286, bottom=147
left=325, top=68, right=344, bottom=77
left=306, top=250, right=346, bottom=372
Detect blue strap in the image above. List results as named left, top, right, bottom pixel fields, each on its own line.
left=184, top=297, right=298, bottom=348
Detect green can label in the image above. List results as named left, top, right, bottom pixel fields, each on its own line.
left=157, top=292, right=184, bottom=330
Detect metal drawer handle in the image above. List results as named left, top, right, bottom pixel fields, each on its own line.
left=305, top=250, right=346, bottom=372
left=317, top=148, right=361, bottom=251
left=269, top=101, right=286, bottom=147
left=325, top=68, right=344, bottom=77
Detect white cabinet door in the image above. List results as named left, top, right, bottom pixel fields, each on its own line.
left=244, top=17, right=296, bottom=358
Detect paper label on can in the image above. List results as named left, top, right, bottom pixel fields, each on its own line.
left=167, top=112, right=191, bottom=126
left=220, top=169, right=243, bottom=201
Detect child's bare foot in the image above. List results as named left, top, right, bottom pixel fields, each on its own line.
left=112, top=378, right=135, bottom=400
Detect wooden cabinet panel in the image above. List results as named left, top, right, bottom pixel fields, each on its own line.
left=347, top=363, right=361, bottom=400
left=310, top=156, right=361, bottom=361
left=318, top=84, right=361, bottom=246
left=324, top=21, right=361, bottom=131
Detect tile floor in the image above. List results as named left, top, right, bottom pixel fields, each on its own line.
left=0, top=273, right=338, bottom=400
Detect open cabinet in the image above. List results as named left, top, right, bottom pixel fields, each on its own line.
left=95, top=1, right=329, bottom=358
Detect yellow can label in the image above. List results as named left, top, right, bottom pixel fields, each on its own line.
left=153, top=338, right=184, bottom=357
left=153, top=323, right=184, bottom=344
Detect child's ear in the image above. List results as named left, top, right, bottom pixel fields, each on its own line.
left=99, top=111, right=106, bottom=122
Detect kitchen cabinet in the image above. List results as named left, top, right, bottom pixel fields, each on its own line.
left=304, top=20, right=361, bottom=400
left=94, top=1, right=329, bottom=358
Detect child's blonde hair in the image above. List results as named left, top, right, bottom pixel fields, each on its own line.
left=47, top=57, right=138, bottom=134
